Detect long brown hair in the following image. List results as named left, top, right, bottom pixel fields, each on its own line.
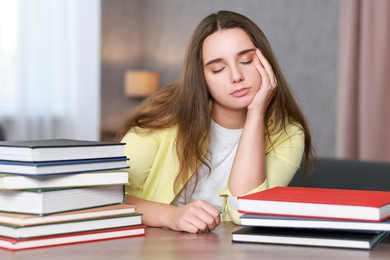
left=117, top=10, right=315, bottom=192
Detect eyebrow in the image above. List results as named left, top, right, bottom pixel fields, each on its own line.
left=204, top=48, right=256, bottom=66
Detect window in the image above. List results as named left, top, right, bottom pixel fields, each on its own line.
left=0, top=0, right=100, bottom=141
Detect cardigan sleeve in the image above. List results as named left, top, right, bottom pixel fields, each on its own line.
left=219, top=122, right=305, bottom=224
left=120, top=127, right=181, bottom=203
left=121, top=129, right=160, bottom=197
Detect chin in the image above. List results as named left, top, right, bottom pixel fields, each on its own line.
left=235, top=97, right=255, bottom=108
left=230, top=102, right=252, bottom=111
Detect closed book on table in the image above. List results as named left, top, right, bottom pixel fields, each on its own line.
left=0, top=204, right=136, bottom=226
left=240, top=214, right=390, bottom=232
left=0, top=212, right=142, bottom=239
left=0, top=171, right=129, bottom=190
left=238, top=186, right=390, bottom=221
left=0, top=225, right=146, bottom=251
left=0, top=185, right=125, bottom=215
left=232, top=226, right=389, bottom=250
left=0, top=139, right=126, bottom=162
left=0, top=157, right=129, bottom=175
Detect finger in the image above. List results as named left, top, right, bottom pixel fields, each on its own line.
left=256, top=49, right=277, bottom=87
left=185, top=201, right=219, bottom=232
left=196, top=201, right=221, bottom=228
left=191, top=209, right=218, bottom=232
left=256, top=49, right=274, bottom=79
left=254, top=57, right=272, bottom=88
left=181, top=203, right=218, bottom=233
left=185, top=214, right=208, bottom=233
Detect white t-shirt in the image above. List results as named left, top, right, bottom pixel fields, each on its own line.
left=172, top=120, right=243, bottom=211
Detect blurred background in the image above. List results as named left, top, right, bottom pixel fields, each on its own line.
left=1, top=0, right=389, bottom=162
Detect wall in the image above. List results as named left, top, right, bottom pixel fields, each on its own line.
left=101, top=0, right=142, bottom=140
left=101, top=0, right=339, bottom=157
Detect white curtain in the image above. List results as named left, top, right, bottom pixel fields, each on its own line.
left=0, top=0, right=100, bottom=141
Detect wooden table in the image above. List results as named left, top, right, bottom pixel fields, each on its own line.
left=1, top=222, right=390, bottom=259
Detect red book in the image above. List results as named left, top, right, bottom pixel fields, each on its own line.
left=0, top=225, right=146, bottom=251
left=238, top=186, right=390, bottom=222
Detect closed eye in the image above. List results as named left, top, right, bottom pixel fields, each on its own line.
left=240, top=59, right=253, bottom=65
left=212, top=67, right=225, bottom=74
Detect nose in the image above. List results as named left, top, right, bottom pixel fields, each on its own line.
left=230, top=65, right=244, bottom=83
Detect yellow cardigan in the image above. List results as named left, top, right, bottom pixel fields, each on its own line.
left=121, top=122, right=304, bottom=224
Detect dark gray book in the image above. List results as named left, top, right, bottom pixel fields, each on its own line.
left=0, top=139, right=125, bottom=162
left=232, top=226, right=389, bottom=250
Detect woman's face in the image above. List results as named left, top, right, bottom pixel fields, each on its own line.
left=202, top=28, right=262, bottom=112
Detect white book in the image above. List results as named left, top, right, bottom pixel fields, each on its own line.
left=0, top=226, right=146, bottom=251
left=240, top=214, right=390, bottom=232
left=0, top=213, right=142, bottom=239
left=0, top=185, right=125, bottom=215
left=0, top=171, right=128, bottom=190
left=0, top=204, right=136, bottom=226
left=0, top=139, right=125, bottom=162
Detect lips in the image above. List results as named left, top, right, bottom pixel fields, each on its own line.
left=231, top=88, right=250, bottom=97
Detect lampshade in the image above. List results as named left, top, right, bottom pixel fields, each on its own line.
left=124, top=70, right=160, bottom=97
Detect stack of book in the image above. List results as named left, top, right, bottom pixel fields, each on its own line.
left=233, top=186, right=390, bottom=250
left=0, top=139, right=145, bottom=251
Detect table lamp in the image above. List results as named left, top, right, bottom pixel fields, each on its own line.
left=124, top=70, right=160, bottom=97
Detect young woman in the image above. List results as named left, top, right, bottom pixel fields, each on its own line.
left=117, top=10, right=314, bottom=234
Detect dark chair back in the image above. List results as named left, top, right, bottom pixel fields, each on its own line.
left=289, top=158, right=390, bottom=191
left=0, top=125, right=5, bottom=141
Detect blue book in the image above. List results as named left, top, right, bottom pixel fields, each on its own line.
left=0, top=157, right=129, bottom=175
